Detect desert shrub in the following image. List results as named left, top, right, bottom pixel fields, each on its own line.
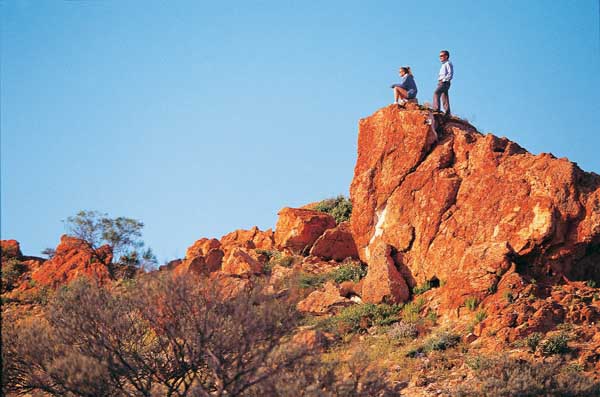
left=330, top=261, right=367, bottom=284
left=423, top=331, right=461, bottom=352
left=401, top=297, right=425, bottom=323
left=260, top=250, right=295, bottom=275
left=464, top=296, right=479, bottom=311
left=297, top=272, right=328, bottom=289
left=502, top=290, right=514, bottom=303
left=412, top=281, right=433, bottom=295
left=2, top=275, right=315, bottom=397
left=1, top=258, right=27, bottom=292
left=540, top=332, right=570, bottom=356
left=586, top=279, right=596, bottom=288
left=524, top=332, right=543, bottom=352
left=455, top=355, right=600, bottom=396
left=314, top=195, right=352, bottom=224
left=474, top=310, right=487, bottom=323
left=322, top=303, right=401, bottom=334
left=388, top=321, right=418, bottom=341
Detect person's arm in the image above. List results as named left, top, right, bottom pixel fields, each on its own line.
left=445, top=62, right=453, bottom=82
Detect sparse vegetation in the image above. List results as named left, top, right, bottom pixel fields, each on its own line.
left=314, top=195, right=352, bottom=224
left=388, top=321, right=418, bottom=341
left=502, top=290, right=514, bottom=303
left=1, top=258, right=27, bottom=292
left=330, top=261, right=367, bottom=284
left=474, top=310, right=487, bottom=323
left=525, top=332, right=543, bottom=353
left=464, top=296, right=479, bottom=311
left=412, top=281, right=433, bottom=295
left=540, top=332, right=570, bottom=356
left=402, top=297, right=425, bottom=323
left=319, top=303, right=402, bottom=334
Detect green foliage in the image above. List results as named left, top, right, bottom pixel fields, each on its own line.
left=402, top=297, right=425, bottom=323
left=63, top=210, right=155, bottom=267
left=524, top=332, right=543, bottom=353
left=586, top=280, right=597, bottom=288
left=540, top=333, right=570, bottom=356
left=314, top=195, right=353, bottom=224
left=330, top=261, right=367, bottom=284
left=412, top=281, right=432, bottom=295
left=464, top=296, right=479, bottom=311
left=322, top=303, right=402, bottom=334
left=388, top=321, right=418, bottom=341
left=474, top=310, right=487, bottom=323
left=1, top=259, right=27, bottom=292
left=297, top=273, right=328, bottom=289
left=422, top=331, right=461, bottom=352
left=502, top=290, right=514, bottom=303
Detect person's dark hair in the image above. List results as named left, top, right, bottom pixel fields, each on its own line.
left=440, top=50, right=450, bottom=58
left=400, top=66, right=413, bottom=76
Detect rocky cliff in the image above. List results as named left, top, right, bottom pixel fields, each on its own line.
left=351, top=104, right=600, bottom=308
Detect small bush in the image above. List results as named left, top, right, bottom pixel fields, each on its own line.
left=388, top=321, right=418, bottom=341
left=474, top=310, right=487, bottom=323
left=412, top=281, right=432, bottom=295
left=1, top=259, right=27, bottom=292
left=314, top=196, right=352, bottom=224
left=297, top=273, right=328, bottom=289
left=330, top=261, right=367, bottom=284
left=423, top=331, right=461, bottom=352
left=325, top=303, right=401, bottom=334
left=464, top=296, right=479, bottom=311
left=525, top=332, right=543, bottom=353
left=586, top=280, right=597, bottom=288
left=540, top=333, right=570, bottom=356
left=502, top=290, right=514, bottom=303
left=402, top=297, right=425, bottom=323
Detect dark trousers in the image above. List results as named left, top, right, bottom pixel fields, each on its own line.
left=433, top=81, right=451, bottom=115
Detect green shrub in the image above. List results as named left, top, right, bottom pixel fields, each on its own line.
left=525, top=332, right=543, bottom=353
left=402, top=297, right=425, bottom=323
left=540, top=333, right=570, bottom=356
left=412, top=281, right=432, bottom=295
left=324, top=303, right=401, bottom=334
left=330, top=261, right=367, bottom=284
left=423, top=331, right=461, bottom=352
left=474, top=310, right=487, bottom=323
left=464, top=296, right=479, bottom=311
left=297, top=273, right=328, bottom=289
left=502, top=290, right=514, bottom=303
left=314, top=195, right=352, bottom=224
left=1, top=259, right=27, bottom=292
left=586, top=280, right=597, bottom=288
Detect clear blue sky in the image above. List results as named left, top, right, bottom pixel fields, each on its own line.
left=2, top=1, right=599, bottom=263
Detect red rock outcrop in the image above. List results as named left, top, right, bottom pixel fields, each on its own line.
left=350, top=105, right=600, bottom=309
left=28, top=235, right=113, bottom=288
left=1, top=239, right=23, bottom=259
left=309, top=221, right=358, bottom=261
left=221, top=247, right=263, bottom=275
left=275, top=207, right=336, bottom=253
left=220, top=226, right=275, bottom=252
left=296, top=281, right=354, bottom=315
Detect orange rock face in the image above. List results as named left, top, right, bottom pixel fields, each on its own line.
left=221, top=247, right=263, bottom=275
left=1, top=239, right=23, bottom=259
left=309, top=222, right=359, bottom=261
left=361, top=242, right=409, bottom=304
left=28, top=235, right=113, bottom=288
left=296, top=282, right=354, bottom=315
left=220, top=226, right=275, bottom=252
left=275, top=207, right=336, bottom=253
left=350, top=105, right=600, bottom=308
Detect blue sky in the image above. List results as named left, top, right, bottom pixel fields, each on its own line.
left=2, top=0, right=599, bottom=263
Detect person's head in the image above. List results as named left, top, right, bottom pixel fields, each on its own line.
left=399, top=66, right=412, bottom=76
left=439, top=50, right=450, bottom=62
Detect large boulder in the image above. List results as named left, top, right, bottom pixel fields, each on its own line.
left=220, top=226, right=275, bottom=252
left=296, top=282, right=354, bottom=315
left=275, top=207, right=336, bottom=253
left=175, top=238, right=224, bottom=276
left=221, top=247, right=263, bottom=275
left=309, top=221, right=359, bottom=261
left=28, top=235, right=113, bottom=288
left=350, top=105, right=600, bottom=309
left=1, top=239, right=22, bottom=259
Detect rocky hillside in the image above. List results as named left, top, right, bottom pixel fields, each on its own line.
left=3, top=104, right=600, bottom=396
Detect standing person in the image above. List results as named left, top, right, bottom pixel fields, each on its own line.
left=433, top=50, right=453, bottom=115
left=391, top=67, right=418, bottom=105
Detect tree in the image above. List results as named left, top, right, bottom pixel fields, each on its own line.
left=63, top=210, right=156, bottom=267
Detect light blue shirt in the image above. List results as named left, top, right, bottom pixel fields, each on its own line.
left=438, top=60, right=453, bottom=82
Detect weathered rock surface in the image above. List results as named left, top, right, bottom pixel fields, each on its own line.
left=220, top=226, right=275, bottom=252
left=221, top=247, right=263, bottom=275
left=309, top=221, right=359, bottom=261
left=275, top=207, right=336, bottom=253
left=361, top=241, right=409, bottom=304
left=350, top=105, right=600, bottom=309
left=1, top=239, right=23, bottom=259
left=296, top=281, right=354, bottom=315
left=28, top=235, right=113, bottom=288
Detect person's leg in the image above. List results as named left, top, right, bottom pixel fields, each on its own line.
left=394, top=87, right=408, bottom=103
left=433, top=83, right=444, bottom=111
left=442, top=82, right=451, bottom=115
